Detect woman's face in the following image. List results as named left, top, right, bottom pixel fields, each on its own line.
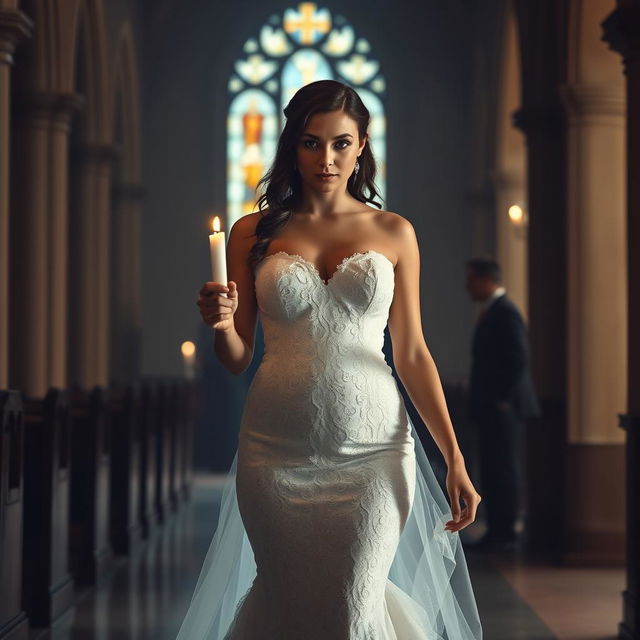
left=296, top=109, right=367, bottom=193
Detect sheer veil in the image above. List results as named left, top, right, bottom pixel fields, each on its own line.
left=175, top=408, right=483, bottom=640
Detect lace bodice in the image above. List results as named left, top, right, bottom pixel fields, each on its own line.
left=254, top=249, right=395, bottom=362
left=251, top=249, right=403, bottom=464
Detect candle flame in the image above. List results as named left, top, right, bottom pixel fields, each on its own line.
left=212, top=216, right=221, bottom=233
left=181, top=341, right=196, bottom=357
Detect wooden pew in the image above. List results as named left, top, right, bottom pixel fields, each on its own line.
left=69, top=385, right=115, bottom=584
left=0, top=391, right=28, bottom=640
left=139, top=379, right=158, bottom=538
left=109, top=382, right=143, bottom=554
left=154, top=378, right=171, bottom=523
left=168, top=378, right=182, bottom=511
left=21, top=389, right=74, bottom=625
left=179, top=379, right=195, bottom=501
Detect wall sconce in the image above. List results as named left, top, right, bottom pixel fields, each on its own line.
left=508, top=204, right=528, bottom=239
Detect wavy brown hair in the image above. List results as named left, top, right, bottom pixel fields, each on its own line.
left=247, top=79, right=383, bottom=271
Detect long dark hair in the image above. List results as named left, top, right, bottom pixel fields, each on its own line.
left=248, top=79, right=383, bottom=271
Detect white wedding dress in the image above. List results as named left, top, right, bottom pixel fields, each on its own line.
left=176, top=249, right=483, bottom=639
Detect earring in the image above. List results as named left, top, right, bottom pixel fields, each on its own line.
left=354, top=159, right=360, bottom=175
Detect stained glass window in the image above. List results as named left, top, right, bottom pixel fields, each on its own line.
left=227, top=2, right=387, bottom=228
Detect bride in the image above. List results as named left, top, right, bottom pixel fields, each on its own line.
left=185, top=79, right=483, bottom=639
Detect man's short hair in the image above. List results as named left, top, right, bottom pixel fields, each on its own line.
left=466, top=257, right=502, bottom=283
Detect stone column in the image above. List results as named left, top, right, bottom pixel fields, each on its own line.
left=560, top=82, right=627, bottom=564
left=0, top=8, right=32, bottom=390
left=602, top=4, right=640, bottom=637
left=68, top=143, right=115, bottom=390
left=10, top=91, right=83, bottom=398
left=94, top=146, right=114, bottom=388
left=10, top=93, right=53, bottom=398
left=48, top=94, right=85, bottom=389
left=111, top=183, right=146, bottom=383
left=513, top=101, right=568, bottom=559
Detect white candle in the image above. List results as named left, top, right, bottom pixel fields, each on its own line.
left=208, top=215, right=228, bottom=299
left=181, top=341, right=196, bottom=379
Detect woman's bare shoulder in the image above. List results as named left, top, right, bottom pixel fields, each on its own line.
left=230, top=210, right=266, bottom=239
left=374, top=209, right=416, bottom=235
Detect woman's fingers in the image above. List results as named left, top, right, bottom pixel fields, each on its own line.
left=445, top=491, right=481, bottom=531
left=200, top=281, right=229, bottom=295
left=466, top=492, right=481, bottom=522
left=450, top=489, right=461, bottom=522
left=196, top=281, right=239, bottom=328
left=198, top=295, right=234, bottom=309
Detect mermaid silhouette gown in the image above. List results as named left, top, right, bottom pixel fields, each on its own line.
left=176, top=249, right=483, bottom=640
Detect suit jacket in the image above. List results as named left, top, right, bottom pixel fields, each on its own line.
left=469, top=294, right=542, bottom=421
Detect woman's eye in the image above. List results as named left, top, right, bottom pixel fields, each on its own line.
left=302, top=140, right=351, bottom=150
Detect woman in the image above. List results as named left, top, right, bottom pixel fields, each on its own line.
left=182, top=79, right=483, bottom=639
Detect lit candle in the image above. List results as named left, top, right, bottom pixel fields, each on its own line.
left=208, top=215, right=228, bottom=299
left=181, top=341, right=196, bottom=379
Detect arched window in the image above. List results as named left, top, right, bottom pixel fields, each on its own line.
left=227, top=1, right=387, bottom=228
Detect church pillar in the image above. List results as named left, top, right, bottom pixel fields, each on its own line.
left=111, top=182, right=146, bottom=382
left=69, top=143, right=116, bottom=389
left=0, top=8, right=32, bottom=390
left=602, top=3, right=640, bottom=636
left=48, top=94, right=84, bottom=389
left=10, top=93, right=54, bottom=397
left=560, top=80, right=627, bottom=564
left=513, top=0, right=570, bottom=561
left=513, top=100, right=568, bottom=559
left=10, top=91, right=83, bottom=398
left=494, top=5, right=528, bottom=318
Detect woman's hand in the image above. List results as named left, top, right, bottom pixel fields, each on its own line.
left=444, top=459, right=481, bottom=533
left=197, top=281, right=239, bottom=332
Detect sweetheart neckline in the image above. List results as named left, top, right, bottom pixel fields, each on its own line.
left=258, top=249, right=395, bottom=287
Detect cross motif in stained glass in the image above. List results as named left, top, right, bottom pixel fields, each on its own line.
left=283, top=2, right=331, bottom=45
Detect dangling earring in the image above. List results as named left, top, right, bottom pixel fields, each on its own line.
left=354, top=159, right=360, bottom=175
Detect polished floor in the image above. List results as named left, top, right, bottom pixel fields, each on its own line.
left=29, top=473, right=623, bottom=640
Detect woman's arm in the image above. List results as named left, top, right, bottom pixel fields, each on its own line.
left=198, top=213, right=260, bottom=375
left=387, top=214, right=463, bottom=466
left=387, top=214, right=480, bottom=532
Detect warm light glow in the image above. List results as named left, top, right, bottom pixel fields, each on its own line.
left=212, top=216, right=221, bottom=233
left=181, top=341, right=196, bottom=357
left=508, top=205, right=524, bottom=224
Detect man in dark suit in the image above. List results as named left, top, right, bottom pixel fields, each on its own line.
left=465, top=258, right=541, bottom=551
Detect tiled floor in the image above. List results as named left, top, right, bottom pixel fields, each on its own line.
left=493, top=559, right=623, bottom=640
left=29, top=473, right=623, bottom=640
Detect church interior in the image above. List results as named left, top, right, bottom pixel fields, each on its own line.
left=0, top=0, right=638, bottom=638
